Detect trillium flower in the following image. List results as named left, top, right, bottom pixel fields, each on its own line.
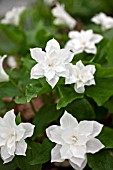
left=91, top=12, right=113, bottom=30
left=30, top=38, right=74, bottom=88
left=52, top=3, right=76, bottom=29
left=1, top=6, right=26, bottom=25
left=0, top=55, right=9, bottom=82
left=65, top=60, right=96, bottom=93
left=65, top=29, right=103, bottom=54
left=46, top=111, right=104, bottom=170
left=0, top=109, right=35, bottom=163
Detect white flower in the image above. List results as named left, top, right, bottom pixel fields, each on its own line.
left=30, top=38, right=74, bottom=88
left=0, top=55, right=9, bottom=83
left=46, top=111, right=104, bottom=170
left=65, top=60, right=96, bottom=93
left=65, top=29, right=103, bottom=54
left=52, top=3, right=76, bottom=29
left=91, top=12, right=113, bottom=31
left=1, top=6, right=26, bottom=25
left=0, top=109, right=35, bottom=163
left=7, top=56, right=17, bottom=69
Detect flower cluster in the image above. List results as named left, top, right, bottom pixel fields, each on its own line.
left=65, top=30, right=103, bottom=55
left=91, top=12, right=113, bottom=30
left=0, top=110, right=35, bottom=163
left=46, top=111, right=104, bottom=170
left=52, top=3, right=76, bottom=29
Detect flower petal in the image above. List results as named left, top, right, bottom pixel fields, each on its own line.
left=60, top=111, right=78, bottom=129
left=60, top=144, right=72, bottom=159
left=18, top=123, right=35, bottom=139
left=70, top=145, right=86, bottom=159
left=86, top=138, right=105, bottom=153
left=4, top=109, right=16, bottom=128
left=74, top=84, right=85, bottom=93
left=51, top=144, right=64, bottom=162
left=46, top=125, right=63, bottom=144
left=30, top=48, right=45, bottom=62
left=30, top=64, right=44, bottom=79
left=70, top=156, right=86, bottom=167
left=0, top=55, right=9, bottom=82
left=91, top=121, right=103, bottom=137
left=46, top=75, right=59, bottom=88
left=15, top=140, right=27, bottom=156
left=78, top=120, right=94, bottom=136
left=45, top=39, right=60, bottom=53
left=1, top=145, right=13, bottom=163
left=69, top=157, right=87, bottom=170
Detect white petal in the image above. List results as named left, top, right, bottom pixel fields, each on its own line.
left=46, top=125, right=63, bottom=144
left=30, top=64, right=44, bottom=79
left=91, top=121, right=103, bottom=137
left=69, top=157, right=87, bottom=170
left=51, top=144, right=64, bottom=162
left=70, top=156, right=86, bottom=167
left=74, top=84, right=85, bottom=93
left=60, top=144, right=72, bottom=159
left=86, top=138, right=105, bottom=153
left=45, top=69, right=55, bottom=81
left=4, top=109, right=16, bottom=128
left=91, top=34, right=103, bottom=44
left=68, top=31, right=80, bottom=39
left=18, top=123, right=35, bottom=139
left=7, top=136, right=15, bottom=155
left=85, top=45, right=97, bottom=54
left=1, top=146, right=13, bottom=162
left=3, top=156, right=14, bottom=164
left=45, top=39, right=60, bottom=53
left=0, top=136, right=6, bottom=147
left=60, top=111, right=78, bottom=129
left=30, top=48, right=45, bottom=62
left=70, top=145, right=86, bottom=159
left=15, top=140, right=27, bottom=156
left=46, top=75, right=59, bottom=88
left=78, top=121, right=94, bottom=136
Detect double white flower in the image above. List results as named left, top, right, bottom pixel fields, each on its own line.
left=65, top=60, right=96, bottom=93
left=91, top=12, right=113, bottom=31
left=0, top=110, right=35, bottom=163
left=30, top=38, right=74, bottom=88
left=52, top=3, right=76, bottom=29
left=46, top=111, right=104, bottom=170
left=0, top=55, right=9, bottom=83
left=65, top=29, right=103, bottom=54
left=1, top=6, right=26, bottom=25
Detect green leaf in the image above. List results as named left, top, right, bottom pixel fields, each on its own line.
left=0, top=158, right=17, bottom=170
left=25, top=79, right=52, bottom=102
left=57, top=85, right=84, bottom=109
left=106, top=39, right=113, bottom=67
left=17, top=141, right=42, bottom=170
left=98, top=126, right=113, bottom=149
left=104, top=96, right=113, bottom=113
left=66, top=98, right=95, bottom=120
left=88, top=149, right=113, bottom=170
left=33, top=104, right=63, bottom=136
left=86, top=78, right=113, bottom=106
left=14, top=96, right=27, bottom=104
left=16, top=112, right=21, bottom=124
left=30, top=139, right=54, bottom=165
left=0, top=82, right=22, bottom=97
left=95, top=64, right=113, bottom=78
left=0, top=24, right=26, bottom=55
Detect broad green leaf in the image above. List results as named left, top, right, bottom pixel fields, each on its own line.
left=88, top=149, right=113, bottom=170
left=33, top=104, right=63, bottom=136
left=14, top=96, right=27, bottom=104
left=0, top=24, right=26, bottom=55
left=98, top=126, right=113, bottom=149
left=30, top=139, right=54, bottom=165
left=95, top=64, right=113, bottom=78
left=86, top=78, right=113, bottom=106
left=106, top=39, right=113, bottom=67
left=57, top=85, right=84, bottom=109
left=104, top=97, right=113, bottom=113
left=66, top=98, right=95, bottom=120
left=0, top=82, right=22, bottom=97
left=25, top=79, right=52, bottom=102
left=17, top=141, right=42, bottom=170
left=0, top=158, right=17, bottom=170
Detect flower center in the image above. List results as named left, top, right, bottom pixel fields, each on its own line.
left=71, top=135, right=78, bottom=143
